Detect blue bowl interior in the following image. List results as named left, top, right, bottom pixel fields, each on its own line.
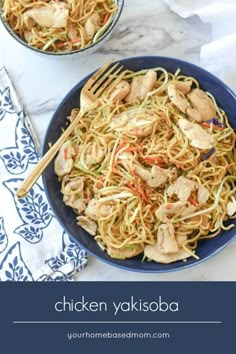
left=42, top=56, right=236, bottom=273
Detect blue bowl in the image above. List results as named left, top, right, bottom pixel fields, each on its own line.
left=42, top=56, right=236, bottom=273
left=0, top=0, right=124, bottom=58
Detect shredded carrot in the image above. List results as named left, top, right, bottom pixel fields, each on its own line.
left=114, top=141, right=126, bottom=155
left=158, top=111, right=169, bottom=124
left=143, top=156, right=166, bottom=167
left=103, top=12, right=110, bottom=25
left=57, top=37, right=81, bottom=48
left=131, top=170, right=138, bottom=177
left=63, top=148, right=68, bottom=160
left=126, top=182, right=139, bottom=197
left=188, top=196, right=199, bottom=206
left=226, top=163, right=236, bottom=170
left=174, top=162, right=184, bottom=169
left=136, top=178, right=151, bottom=204
left=111, top=142, right=127, bottom=174
left=202, top=122, right=224, bottom=131
left=69, top=37, right=81, bottom=45
left=112, top=165, right=123, bottom=176
left=84, top=190, right=91, bottom=201
left=151, top=206, right=159, bottom=215
left=57, top=42, right=66, bottom=48
left=112, top=165, right=119, bottom=173
left=145, top=155, right=165, bottom=162
left=123, top=147, right=138, bottom=153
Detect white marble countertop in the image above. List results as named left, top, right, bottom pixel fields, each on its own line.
left=0, top=0, right=235, bottom=281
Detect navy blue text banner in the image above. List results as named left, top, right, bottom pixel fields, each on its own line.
left=0, top=281, right=235, bottom=354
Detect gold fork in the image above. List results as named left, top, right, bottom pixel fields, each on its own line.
left=16, top=61, right=126, bottom=198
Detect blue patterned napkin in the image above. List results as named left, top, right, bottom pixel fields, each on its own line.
left=0, top=67, right=87, bottom=281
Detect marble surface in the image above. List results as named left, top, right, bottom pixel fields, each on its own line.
left=0, top=0, right=235, bottom=281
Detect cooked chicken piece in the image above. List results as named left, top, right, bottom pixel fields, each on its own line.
left=167, top=176, right=210, bottom=205
left=167, top=176, right=209, bottom=205
left=97, top=203, right=113, bottom=218
left=110, top=107, right=155, bottom=137
left=62, top=177, right=85, bottom=213
left=135, top=165, right=176, bottom=188
left=54, top=141, right=75, bottom=177
left=157, top=222, right=179, bottom=254
left=84, top=143, right=105, bottom=167
left=167, top=176, right=196, bottom=202
left=77, top=216, right=97, bottom=236
left=67, top=22, right=78, bottom=40
left=168, top=83, right=200, bottom=120
left=118, top=152, right=135, bottom=171
left=23, top=2, right=69, bottom=28
left=63, top=195, right=86, bottom=214
left=63, top=177, right=84, bottom=195
left=167, top=83, right=189, bottom=113
left=107, top=244, right=143, bottom=259
left=85, top=13, right=100, bottom=39
left=226, top=199, right=236, bottom=216
left=144, top=243, right=191, bottom=263
left=176, top=234, right=187, bottom=248
left=125, top=76, right=142, bottom=103
left=145, top=221, right=190, bottom=263
left=186, top=107, right=202, bottom=123
left=178, top=203, right=197, bottom=216
left=125, top=70, right=157, bottom=103
left=109, top=80, right=131, bottom=104
left=167, top=81, right=216, bottom=123
left=155, top=201, right=197, bottom=220
left=187, top=88, right=216, bottom=121
left=139, top=70, right=157, bottom=97
left=197, top=184, right=210, bottom=204
left=85, top=199, right=98, bottom=220
left=85, top=199, right=113, bottom=220
left=178, top=118, right=214, bottom=149
left=175, top=80, right=192, bottom=94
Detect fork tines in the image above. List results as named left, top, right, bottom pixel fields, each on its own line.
left=88, top=62, right=126, bottom=97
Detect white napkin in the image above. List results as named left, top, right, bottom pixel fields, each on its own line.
left=0, top=67, right=87, bottom=281
left=163, top=0, right=236, bottom=91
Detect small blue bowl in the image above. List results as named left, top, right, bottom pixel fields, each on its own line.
left=0, top=0, right=124, bottom=58
left=42, top=56, right=236, bottom=273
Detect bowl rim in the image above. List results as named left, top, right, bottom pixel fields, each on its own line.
left=0, top=0, right=124, bottom=56
left=42, top=55, right=236, bottom=273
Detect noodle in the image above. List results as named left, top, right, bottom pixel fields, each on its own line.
left=54, top=67, right=236, bottom=263
left=3, top=0, right=117, bottom=52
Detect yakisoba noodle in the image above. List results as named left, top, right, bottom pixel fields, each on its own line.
left=3, top=0, right=117, bottom=52
left=54, top=66, right=236, bottom=264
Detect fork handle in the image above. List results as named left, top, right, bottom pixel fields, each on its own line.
left=16, top=112, right=82, bottom=198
